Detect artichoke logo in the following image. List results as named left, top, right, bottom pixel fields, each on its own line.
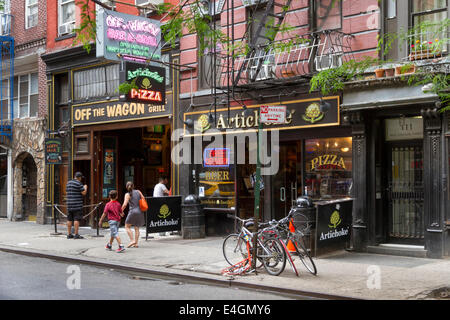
left=328, top=210, right=342, bottom=229
left=195, top=114, right=211, bottom=133
left=141, top=77, right=152, bottom=89
left=158, top=204, right=171, bottom=219
left=302, top=103, right=324, bottom=124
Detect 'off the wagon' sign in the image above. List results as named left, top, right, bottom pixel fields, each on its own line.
left=260, top=105, right=287, bottom=124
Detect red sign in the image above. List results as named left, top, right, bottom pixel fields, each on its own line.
left=130, top=88, right=163, bottom=102
left=203, top=148, right=230, bottom=167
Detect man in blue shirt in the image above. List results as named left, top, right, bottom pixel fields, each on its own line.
left=65, top=172, right=88, bottom=239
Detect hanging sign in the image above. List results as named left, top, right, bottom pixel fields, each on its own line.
left=121, top=62, right=166, bottom=105
left=96, top=8, right=161, bottom=63
left=45, top=138, right=62, bottom=165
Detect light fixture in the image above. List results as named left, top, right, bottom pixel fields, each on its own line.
left=341, top=147, right=350, bottom=153
left=319, top=98, right=331, bottom=113
left=243, top=105, right=253, bottom=117
left=208, top=113, right=216, bottom=124
left=183, top=118, right=194, bottom=128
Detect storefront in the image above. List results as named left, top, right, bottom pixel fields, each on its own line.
left=342, top=81, right=449, bottom=258
left=180, top=95, right=353, bottom=237
left=43, top=44, right=180, bottom=225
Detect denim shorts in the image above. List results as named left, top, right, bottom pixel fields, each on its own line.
left=109, top=220, right=120, bottom=238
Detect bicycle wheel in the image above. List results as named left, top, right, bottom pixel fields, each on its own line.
left=261, top=238, right=286, bottom=276
left=223, top=234, right=248, bottom=266
left=293, top=237, right=317, bottom=275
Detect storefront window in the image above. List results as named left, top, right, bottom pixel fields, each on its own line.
left=305, top=137, right=352, bottom=200
left=197, top=145, right=235, bottom=209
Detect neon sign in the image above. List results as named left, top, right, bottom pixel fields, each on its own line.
left=203, top=148, right=231, bottom=168
left=97, top=9, right=161, bottom=62
left=130, top=88, right=163, bottom=102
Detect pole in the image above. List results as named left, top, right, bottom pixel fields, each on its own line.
left=252, top=119, right=262, bottom=272
left=91, top=204, right=104, bottom=238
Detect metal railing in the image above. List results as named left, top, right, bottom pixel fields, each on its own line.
left=218, top=30, right=354, bottom=87
left=403, top=28, right=449, bottom=62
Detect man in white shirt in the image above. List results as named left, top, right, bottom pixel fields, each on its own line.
left=153, top=176, right=169, bottom=197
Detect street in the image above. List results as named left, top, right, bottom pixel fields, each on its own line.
left=0, top=252, right=294, bottom=300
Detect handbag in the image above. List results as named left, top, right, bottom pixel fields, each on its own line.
left=139, top=197, right=148, bottom=212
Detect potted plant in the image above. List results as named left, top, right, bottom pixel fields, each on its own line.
left=384, top=64, right=395, bottom=77
left=374, top=67, right=385, bottom=78
left=409, top=38, right=443, bottom=61
left=395, top=62, right=416, bottom=76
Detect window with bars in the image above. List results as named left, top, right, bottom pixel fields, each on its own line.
left=26, top=0, right=38, bottom=29
left=1, top=73, right=38, bottom=119
left=73, top=64, right=120, bottom=101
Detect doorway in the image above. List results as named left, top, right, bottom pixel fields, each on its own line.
left=22, top=154, right=37, bottom=221
left=272, top=141, right=302, bottom=221
left=386, top=142, right=424, bottom=244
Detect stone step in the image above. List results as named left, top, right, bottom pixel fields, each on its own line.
left=367, top=244, right=427, bottom=258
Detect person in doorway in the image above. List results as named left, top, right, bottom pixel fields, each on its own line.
left=153, top=176, right=170, bottom=197
left=65, top=172, right=88, bottom=239
left=99, top=190, right=125, bottom=253
left=122, top=181, right=145, bottom=248
left=153, top=176, right=170, bottom=236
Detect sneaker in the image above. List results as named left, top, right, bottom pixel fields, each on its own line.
left=105, top=243, right=112, bottom=250
left=67, top=234, right=74, bottom=239
left=116, top=245, right=125, bottom=253
left=74, top=234, right=84, bottom=239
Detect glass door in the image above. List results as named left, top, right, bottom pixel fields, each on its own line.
left=272, top=141, right=302, bottom=221
left=387, top=143, right=424, bottom=244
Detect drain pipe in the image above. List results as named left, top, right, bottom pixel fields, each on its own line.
left=7, top=147, right=12, bottom=221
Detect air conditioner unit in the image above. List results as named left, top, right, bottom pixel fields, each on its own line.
left=58, top=23, right=75, bottom=36
left=249, top=63, right=273, bottom=81
left=314, top=53, right=343, bottom=71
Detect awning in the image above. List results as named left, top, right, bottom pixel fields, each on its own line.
left=342, top=84, right=439, bottom=112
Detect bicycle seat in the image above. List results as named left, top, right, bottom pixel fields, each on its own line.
left=244, top=221, right=255, bottom=228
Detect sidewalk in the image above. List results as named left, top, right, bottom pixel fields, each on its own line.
left=1, top=219, right=449, bottom=300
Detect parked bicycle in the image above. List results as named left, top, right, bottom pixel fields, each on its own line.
left=222, top=215, right=287, bottom=276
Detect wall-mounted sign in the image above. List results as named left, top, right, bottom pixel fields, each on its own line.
left=260, top=105, right=287, bottom=124
left=203, top=148, right=230, bottom=167
left=72, top=99, right=172, bottom=127
left=96, top=9, right=161, bottom=63
left=385, top=117, right=423, bottom=141
left=122, top=62, right=166, bottom=105
left=45, top=138, right=62, bottom=165
left=184, top=96, right=340, bottom=136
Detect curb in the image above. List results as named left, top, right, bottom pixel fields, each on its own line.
left=0, top=245, right=360, bottom=300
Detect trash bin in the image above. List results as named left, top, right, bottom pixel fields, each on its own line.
left=290, top=196, right=316, bottom=253
left=182, top=195, right=205, bottom=239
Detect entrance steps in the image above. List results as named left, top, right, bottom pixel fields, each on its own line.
left=367, top=243, right=427, bottom=258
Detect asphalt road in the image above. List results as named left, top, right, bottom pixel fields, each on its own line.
left=0, top=251, right=294, bottom=300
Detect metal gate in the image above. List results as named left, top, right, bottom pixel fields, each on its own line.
left=387, top=145, right=424, bottom=241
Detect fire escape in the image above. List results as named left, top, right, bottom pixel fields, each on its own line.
left=0, top=12, right=13, bottom=147
left=206, top=0, right=355, bottom=94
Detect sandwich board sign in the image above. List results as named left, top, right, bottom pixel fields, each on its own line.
left=260, top=105, right=287, bottom=124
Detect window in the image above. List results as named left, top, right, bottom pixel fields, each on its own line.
left=59, top=0, right=75, bottom=35
left=96, top=0, right=115, bottom=10
left=26, top=0, right=38, bottom=29
left=412, top=0, right=447, bottom=25
left=73, top=64, right=120, bottom=101
left=2, top=73, right=38, bottom=119
left=0, top=0, right=11, bottom=36
left=199, top=18, right=222, bottom=89
left=313, top=0, right=342, bottom=31
left=387, top=0, right=396, bottom=19
left=161, top=53, right=171, bottom=88
left=305, top=137, right=352, bottom=200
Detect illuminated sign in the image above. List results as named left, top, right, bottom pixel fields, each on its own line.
left=121, top=62, right=166, bottom=105
left=203, top=148, right=230, bottom=168
left=96, top=9, right=161, bottom=63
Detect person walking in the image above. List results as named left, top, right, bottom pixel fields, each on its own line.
left=65, top=172, right=88, bottom=239
left=122, top=181, right=145, bottom=248
left=98, top=190, right=125, bottom=253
